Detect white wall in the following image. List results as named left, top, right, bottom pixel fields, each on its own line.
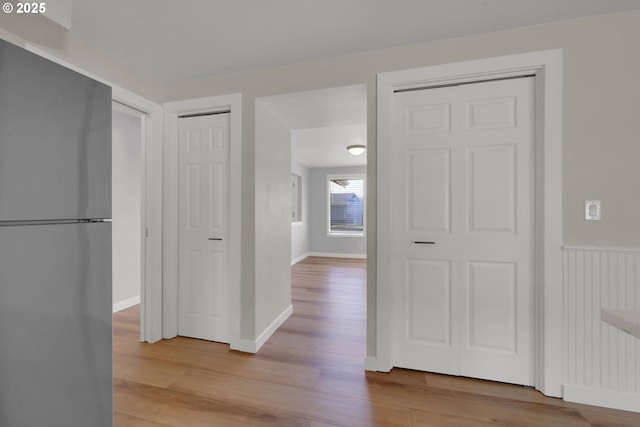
left=291, top=159, right=310, bottom=264
left=309, top=166, right=367, bottom=257
left=112, top=109, right=142, bottom=311
left=254, top=100, right=292, bottom=340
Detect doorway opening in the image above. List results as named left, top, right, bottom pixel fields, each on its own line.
left=111, top=102, right=145, bottom=339
left=257, top=84, right=368, bottom=355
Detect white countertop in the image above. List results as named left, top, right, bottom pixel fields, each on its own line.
left=602, top=309, right=640, bottom=339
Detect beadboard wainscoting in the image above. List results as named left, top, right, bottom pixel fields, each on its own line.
left=563, top=246, right=640, bottom=412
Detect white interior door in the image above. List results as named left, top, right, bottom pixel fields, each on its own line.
left=177, top=113, right=230, bottom=343
left=392, top=77, right=534, bottom=385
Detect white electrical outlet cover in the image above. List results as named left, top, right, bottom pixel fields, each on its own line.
left=585, top=200, right=601, bottom=220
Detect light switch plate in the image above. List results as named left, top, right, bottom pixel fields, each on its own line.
left=585, top=200, right=601, bottom=220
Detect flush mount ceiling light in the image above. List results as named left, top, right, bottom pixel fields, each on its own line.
left=347, top=145, right=367, bottom=156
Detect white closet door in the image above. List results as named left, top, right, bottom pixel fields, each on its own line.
left=392, top=77, right=534, bottom=385
left=177, top=113, right=230, bottom=343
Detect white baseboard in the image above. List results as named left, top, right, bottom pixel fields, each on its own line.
left=230, top=305, right=293, bottom=353
left=230, top=338, right=260, bottom=353
left=292, top=252, right=367, bottom=265
left=364, top=357, right=379, bottom=371
left=364, top=356, right=393, bottom=372
left=291, top=253, right=311, bottom=265
left=113, top=295, right=141, bottom=313
left=308, top=252, right=367, bottom=259
left=563, top=384, right=640, bottom=413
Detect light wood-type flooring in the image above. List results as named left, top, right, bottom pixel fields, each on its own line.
left=114, top=256, right=640, bottom=426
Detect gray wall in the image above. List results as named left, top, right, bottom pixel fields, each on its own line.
left=309, top=166, right=367, bottom=257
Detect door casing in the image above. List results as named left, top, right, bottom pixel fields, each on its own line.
left=375, top=49, right=563, bottom=397
left=163, top=94, right=242, bottom=349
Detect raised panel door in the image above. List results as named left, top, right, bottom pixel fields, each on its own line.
left=177, top=113, right=229, bottom=343
left=392, top=77, right=534, bottom=385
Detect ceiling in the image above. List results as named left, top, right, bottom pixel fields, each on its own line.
left=72, top=0, right=640, bottom=83
left=260, top=85, right=366, bottom=130
left=260, top=85, right=367, bottom=168
left=71, top=1, right=640, bottom=169
left=291, top=124, right=367, bottom=169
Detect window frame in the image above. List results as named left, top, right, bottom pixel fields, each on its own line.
left=326, top=174, right=366, bottom=238
left=291, top=173, right=302, bottom=223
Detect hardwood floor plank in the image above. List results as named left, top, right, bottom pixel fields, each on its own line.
left=113, top=257, right=640, bottom=426
left=314, top=369, right=592, bottom=427
left=114, top=338, right=322, bottom=391
left=264, top=329, right=365, bottom=357
left=169, top=367, right=412, bottom=427
left=114, top=354, right=190, bottom=389
left=283, top=312, right=367, bottom=333
left=195, top=350, right=323, bottom=389
left=576, top=407, right=640, bottom=427
left=410, top=409, right=500, bottom=427
left=114, top=411, right=173, bottom=427
left=253, top=342, right=365, bottom=375
left=115, top=379, right=312, bottom=427
left=309, top=422, right=344, bottom=427
left=291, top=299, right=366, bottom=319
left=278, top=321, right=366, bottom=345
left=423, top=372, right=563, bottom=406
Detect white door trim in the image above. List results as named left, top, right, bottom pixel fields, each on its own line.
left=163, top=94, right=242, bottom=348
left=22, top=44, right=164, bottom=344
left=376, top=49, right=563, bottom=397
left=110, top=89, right=163, bottom=345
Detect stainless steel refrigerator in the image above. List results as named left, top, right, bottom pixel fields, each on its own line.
left=0, top=39, right=113, bottom=426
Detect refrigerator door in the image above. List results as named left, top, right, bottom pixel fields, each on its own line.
left=0, top=39, right=111, bottom=222
left=0, top=222, right=112, bottom=427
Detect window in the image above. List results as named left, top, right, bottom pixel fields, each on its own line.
left=327, top=175, right=365, bottom=236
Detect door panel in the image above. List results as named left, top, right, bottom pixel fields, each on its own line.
left=466, top=96, right=516, bottom=130
left=178, top=113, right=229, bottom=343
left=407, top=103, right=451, bottom=134
left=408, top=259, right=452, bottom=345
left=209, top=163, right=225, bottom=232
left=393, top=86, right=461, bottom=376
left=467, top=261, right=516, bottom=351
left=393, top=77, right=534, bottom=386
left=468, top=145, right=516, bottom=233
left=408, top=149, right=451, bottom=232
left=458, top=78, right=533, bottom=385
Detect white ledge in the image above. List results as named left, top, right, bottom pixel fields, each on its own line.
left=602, top=309, right=640, bottom=339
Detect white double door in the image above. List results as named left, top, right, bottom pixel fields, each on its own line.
left=177, top=113, right=230, bottom=343
left=392, top=77, right=534, bottom=385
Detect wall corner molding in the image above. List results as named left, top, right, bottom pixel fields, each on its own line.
left=231, top=305, right=293, bottom=353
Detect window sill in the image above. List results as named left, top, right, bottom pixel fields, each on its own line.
left=327, top=232, right=365, bottom=238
